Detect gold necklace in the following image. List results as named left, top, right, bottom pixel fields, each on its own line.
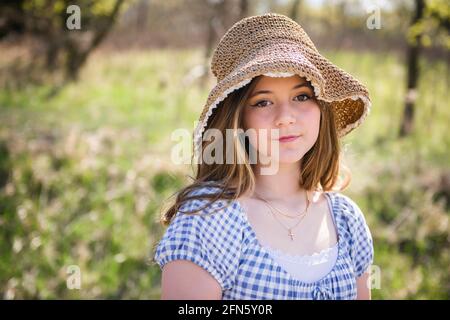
left=254, top=191, right=310, bottom=219
left=255, top=191, right=310, bottom=240
left=270, top=206, right=307, bottom=240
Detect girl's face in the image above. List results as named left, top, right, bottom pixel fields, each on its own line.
left=243, top=75, right=321, bottom=164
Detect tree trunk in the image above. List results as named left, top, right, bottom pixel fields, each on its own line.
left=399, top=0, right=425, bottom=138
left=239, top=0, right=249, bottom=20
left=0, top=0, right=25, bottom=39
left=290, top=0, right=301, bottom=21
left=64, top=0, right=125, bottom=81
left=201, top=0, right=226, bottom=87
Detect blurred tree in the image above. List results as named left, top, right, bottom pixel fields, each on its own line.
left=204, top=0, right=226, bottom=64
left=201, top=0, right=253, bottom=86
left=134, top=0, right=149, bottom=31
left=289, top=0, right=301, bottom=21
left=63, top=0, right=125, bottom=81
left=239, top=0, right=249, bottom=20
left=0, top=0, right=127, bottom=86
left=399, top=0, right=425, bottom=138
left=399, top=0, right=449, bottom=137
left=0, top=0, right=26, bottom=39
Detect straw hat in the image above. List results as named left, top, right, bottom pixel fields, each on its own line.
left=193, top=13, right=371, bottom=152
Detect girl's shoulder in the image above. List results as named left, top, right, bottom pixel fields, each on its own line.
left=325, top=191, right=374, bottom=276
left=324, top=191, right=367, bottom=223
left=176, top=182, right=242, bottom=219
left=161, top=182, right=245, bottom=246
left=153, top=182, right=244, bottom=290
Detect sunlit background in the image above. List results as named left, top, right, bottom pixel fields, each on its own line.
left=0, top=0, right=449, bottom=299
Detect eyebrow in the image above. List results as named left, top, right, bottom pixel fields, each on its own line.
left=249, top=82, right=313, bottom=98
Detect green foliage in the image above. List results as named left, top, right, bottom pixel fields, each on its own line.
left=0, top=48, right=449, bottom=299
left=407, top=0, right=450, bottom=49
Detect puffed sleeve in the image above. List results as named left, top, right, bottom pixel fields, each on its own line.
left=152, top=186, right=243, bottom=291
left=340, top=194, right=374, bottom=277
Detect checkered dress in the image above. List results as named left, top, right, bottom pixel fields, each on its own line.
left=152, top=185, right=374, bottom=300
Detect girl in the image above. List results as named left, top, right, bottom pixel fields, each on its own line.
left=153, top=13, right=373, bottom=300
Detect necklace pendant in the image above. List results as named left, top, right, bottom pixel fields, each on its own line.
left=288, top=230, right=294, bottom=241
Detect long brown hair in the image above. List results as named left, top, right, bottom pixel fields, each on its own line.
left=161, top=76, right=349, bottom=226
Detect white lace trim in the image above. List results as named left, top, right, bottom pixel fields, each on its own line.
left=263, top=71, right=296, bottom=78
left=193, top=71, right=371, bottom=150
left=339, top=95, right=371, bottom=137
left=193, top=77, right=253, bottom=154
left=262, top=242, right=338, bottom=265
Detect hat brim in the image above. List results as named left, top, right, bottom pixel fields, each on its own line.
left=194, top=40, right=370, bottom=151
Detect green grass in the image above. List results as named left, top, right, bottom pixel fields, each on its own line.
left=0, top=48, right=448, bottom=299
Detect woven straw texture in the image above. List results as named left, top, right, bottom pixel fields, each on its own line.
left=194, top=13, right=371, bottom=151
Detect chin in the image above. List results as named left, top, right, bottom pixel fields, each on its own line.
left=275, top=148, right=306, bottom=163
left=278, top=154, right=304, bottom=164
left=256, top=145, right=311, bottom=164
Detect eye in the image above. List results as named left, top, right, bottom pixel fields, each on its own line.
left=250, top=100, right=272, bottom=108
left=294, top=94, right=312, bottom=102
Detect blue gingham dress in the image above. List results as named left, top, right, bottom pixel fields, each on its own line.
left=152, top=185, right=374, bottom=300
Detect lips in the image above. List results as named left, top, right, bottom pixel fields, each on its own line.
left=279, top=135, right=300, bottom=142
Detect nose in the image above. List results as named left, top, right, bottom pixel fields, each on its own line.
left=275, top=102, right=296, bottom=127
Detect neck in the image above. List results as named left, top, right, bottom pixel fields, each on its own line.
left=252, top=161, right=305, bottom=200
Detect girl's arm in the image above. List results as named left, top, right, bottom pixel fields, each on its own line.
left=356, top=269, right=371, bottom=300
left=161, top=260, right=222, bottom=300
